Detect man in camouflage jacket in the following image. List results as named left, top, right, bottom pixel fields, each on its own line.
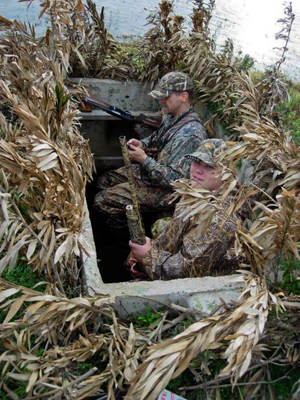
left=94, top=71, right=208, bottom=228
left=129, top=139, right=248, bottom=280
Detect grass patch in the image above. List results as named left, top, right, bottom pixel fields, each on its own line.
left=2, top=258, right=43, bottom=289
left=0, top=258, right=46, bottom=323
left=268, top=364, right=300, bottom=400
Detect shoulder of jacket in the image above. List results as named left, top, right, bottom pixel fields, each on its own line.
left=176, top=121, right=206, bottom=136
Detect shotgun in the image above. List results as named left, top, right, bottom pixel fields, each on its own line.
left=119, top=135, right=146, bottom=245
left=79, top=95, right=162, bottom=129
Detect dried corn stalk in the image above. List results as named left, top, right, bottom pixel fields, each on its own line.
left=126, top=273, right=284, bottom=399
left=136, top=0, right=188, bottom=87
left=81, top=0, right=135, bottom=80
left=0, top=14, right=95, bottom=287
left=1, top=274, right=297, bottom=400
left=0, top=279, right=151, bottom=399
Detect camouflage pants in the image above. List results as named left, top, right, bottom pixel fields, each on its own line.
left=94, top=165, right=174, bottom=228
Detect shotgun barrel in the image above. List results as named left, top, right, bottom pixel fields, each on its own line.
left=81, top=95, right=161, bottom=129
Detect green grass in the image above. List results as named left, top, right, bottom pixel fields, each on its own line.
left=166, top=352, right=300, bottom=399
left=2, top=258, right=43, bottom=289
left=268, top=364, right=300, bottom=400
left=0, top=258, right=46, bottom=323
left=166, top=354, right=234, bottom=400
left=74, top=361, right=94, bottom=375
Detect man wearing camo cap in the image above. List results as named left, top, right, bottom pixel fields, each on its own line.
left=129, top=139, right=248, bottom=280
left=95, top=71, right=208, bottom=229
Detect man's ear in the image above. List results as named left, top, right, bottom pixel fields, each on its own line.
left=182, top=92, right=188, bottom=101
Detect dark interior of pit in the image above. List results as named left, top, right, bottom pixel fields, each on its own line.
left=85, top=122, right=163, bottom=283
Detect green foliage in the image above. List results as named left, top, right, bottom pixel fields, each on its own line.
left=268, top=364, right=300, bottom=399
left=166, top=354, right=234, bottom=399
left=54, top=84, right=70, bottom=130
left=135, top=306, right=161, bottom=327
left=182, top=317, right=195, bottom=328
left=206, top=99, right=240, bottom=135
left=167, top=368, right=199, bottom=398
left=236, top=51, right=255, bottom=70
left=0, top=309, right=7, bottom=323
left=0, top=258, right=45, bottom=323
left=73, top=354, right=106, bottom=378
left=12, top=381, right=28, bottom=398
left=234, top=159, right=243, bottom=170
left=250, top=70, right=264, bottom=85
left=55, top=84, right=70, bottom=110
left=36, top=349, right=44, bottom=357
left=11, top=191, right=30, bottom=221
left=279, top=259, right=300, bottom=295
left=0, top=381, right=28, bottom=399
left=74, top=361, right=94, bottom=375
left=0, top=359, right=28, bottom=399
left=120, top=40, right=139, bottom=58
left=275, top=87, right=300, bottom=145
left=207, top=101, right=224, bottom=115
left=2, top=258, right=43, bottom=289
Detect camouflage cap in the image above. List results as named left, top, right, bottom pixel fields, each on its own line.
left=185, top=139, right=227, bottom=167
left=149, top=71, right=194, bottom=100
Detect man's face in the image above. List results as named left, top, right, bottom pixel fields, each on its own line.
left=190, top=161, right=222, bottom=191
left=159, top=92, right=187, bottom=116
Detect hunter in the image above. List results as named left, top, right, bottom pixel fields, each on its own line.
left=94, top=71, right=208, bottom=228
left=129, top=139, right=249, bottom=280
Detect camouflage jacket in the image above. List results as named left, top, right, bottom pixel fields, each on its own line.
left=141, top=192, right=245, bottom=280
left=140, top=106, right=207, bottom=188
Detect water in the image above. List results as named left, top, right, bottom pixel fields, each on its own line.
left=1, top=0, right=299, bottom=81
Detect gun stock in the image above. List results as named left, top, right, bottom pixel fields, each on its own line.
left=81, top=95, right=162, bottom=129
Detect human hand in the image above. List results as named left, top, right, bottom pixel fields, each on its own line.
left=125, top=250, right=147, bottom=279
left=129, top=237, right=151, bottom=263
left=128, top=145, right=148, bottom=163
left=127, top=138, right=143, bottom=149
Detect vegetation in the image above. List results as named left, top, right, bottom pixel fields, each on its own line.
left=279, top=259, right=300, bottom=295
left=0, top=258, right=45, bottom=323
left=2, top=259, right=42, bottom=289
left=0, top=0, right=299, bottom=399
left=135, top=306, right=162, bottom=327
left=276, top=85, right=300, bottom=145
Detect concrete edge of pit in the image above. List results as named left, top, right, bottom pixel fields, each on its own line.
left=81, top=202, right=244, bottom=317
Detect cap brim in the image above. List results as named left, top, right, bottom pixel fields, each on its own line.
left=148, top=89, right=168, bottom=100
left=186, top=154, right=216, bottom=167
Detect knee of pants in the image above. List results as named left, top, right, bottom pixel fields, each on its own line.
left=94, top=190, right=106, bottom=210
left=94, top=189, right=126, bottom=214
left=97, top=173, right=109, bottom=190
left=97, top=167, right=127, bottom=190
